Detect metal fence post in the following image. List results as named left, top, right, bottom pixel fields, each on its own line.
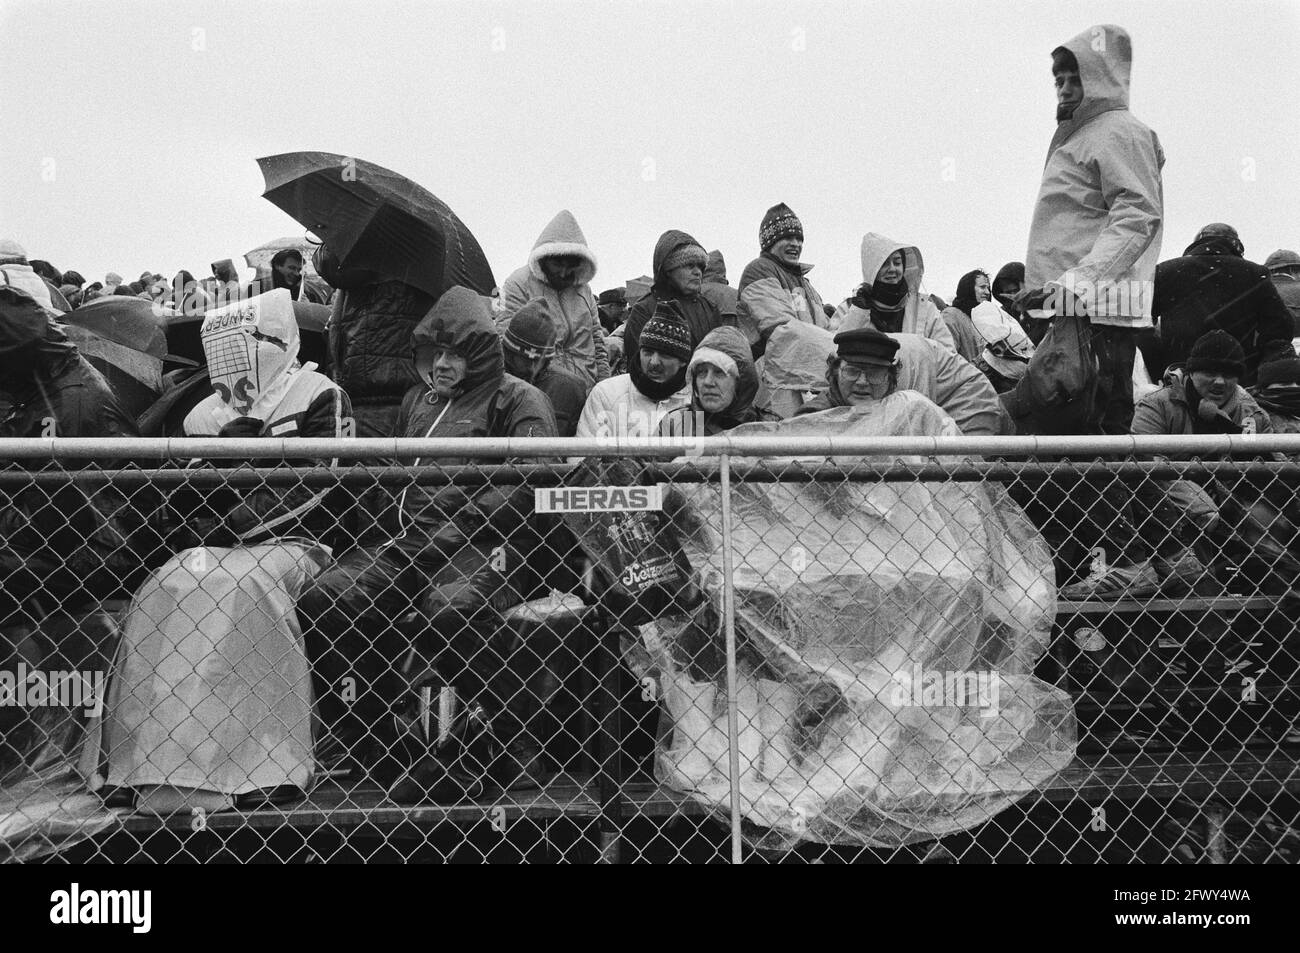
left=593, top=607, right=624, bottom=864
left=718, top=452, right=743, bottom=864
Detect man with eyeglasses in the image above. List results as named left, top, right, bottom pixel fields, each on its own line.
left=821, top=327, right=902, bottom=408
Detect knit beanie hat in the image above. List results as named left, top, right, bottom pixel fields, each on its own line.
left=503, top=298, right=557, bottom=359
left=1257, top=358, right=1300, bottom=388
left=1186, top=330, right=1246, bottom=377
left=759, top=203, right=803, bottom=252
left=639, top=301, right=693, bottom=362
left=661, top=243, right=707, bottom=273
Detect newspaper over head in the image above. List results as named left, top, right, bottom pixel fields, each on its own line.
left=199, top=288, right=300, bottom=417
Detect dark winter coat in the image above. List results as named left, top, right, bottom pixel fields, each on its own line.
left=1151, top=239, right=1295, bottom=385
left=622, top=230, right=727, bottom=398
left=533, top=364, right=588, bottom=437
left=328, top=279, right=436, bottom=437
left=395, top=286, right=557, bottom=551
left=0, top=300, right=152, bottom=613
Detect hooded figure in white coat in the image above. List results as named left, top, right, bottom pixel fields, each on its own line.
left=499, top=209, right=609, bottom=387
left=832, top=234, right=955, bottom=351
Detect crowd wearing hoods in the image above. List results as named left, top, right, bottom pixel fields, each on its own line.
left=7, top=21, right=1300, bottom=817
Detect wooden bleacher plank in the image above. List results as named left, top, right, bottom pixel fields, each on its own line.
left=1057, top=596, right=1279, bottom=615
left=117, top=771, right=600, bottom=834
left=1032, top=749, right=1300, bottom=803
left=88, top=750, right=1300, bottom=843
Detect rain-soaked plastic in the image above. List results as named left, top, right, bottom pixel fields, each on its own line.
left=642, top=391, right=1077, bottom=847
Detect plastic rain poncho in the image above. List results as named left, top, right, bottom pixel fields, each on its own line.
left=641, top=390, right=1076, bottom=847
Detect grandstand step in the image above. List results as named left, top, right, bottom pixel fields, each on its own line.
left=116, top=771, right=600, bottom=835
left=1031, top=748, right=1300, bottom=803
left=1057, top=595, right=1280, bottom=615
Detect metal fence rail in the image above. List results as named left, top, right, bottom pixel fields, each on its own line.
left=1, top=435, right=1298, bottom=863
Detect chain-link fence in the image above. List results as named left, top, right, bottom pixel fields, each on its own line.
left=1, top=434, right=1298, bottom=863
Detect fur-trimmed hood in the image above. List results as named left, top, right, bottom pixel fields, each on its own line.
left=526, top=209, right=597, bottom=286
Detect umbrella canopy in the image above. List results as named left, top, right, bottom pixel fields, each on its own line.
left=256, top=151, right=495, bottom=299
left=61, top=294, right=170, bottom=358
left=244, top=236, right=321, bottom=277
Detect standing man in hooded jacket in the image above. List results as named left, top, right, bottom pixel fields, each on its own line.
left=296, top=286, right=559, bottom=798
left=1024, top=23, right=1165, bottom=435
left=499, top=210, right=609, bottom=387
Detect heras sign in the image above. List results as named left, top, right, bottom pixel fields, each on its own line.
left=534, top=485, right=664, bottom=513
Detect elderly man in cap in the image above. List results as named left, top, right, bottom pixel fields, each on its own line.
left=1151, top=223, right=1295, bottom=386
left=812, top=326, right=903, bottom=409
left=596, top=287, right=628, bottom=335
left=1264, top=249, right=1300, bottom=335
left=502, top=299, right=588, bottom=437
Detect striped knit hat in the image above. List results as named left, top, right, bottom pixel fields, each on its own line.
left=759, top=203, right=803, bottom=252
left=639, top=301, right=693, bottom=361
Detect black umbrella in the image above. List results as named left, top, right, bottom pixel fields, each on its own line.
left=256, top=151, right=496, bottom=299
left=62, top=294, right=170, bottom=358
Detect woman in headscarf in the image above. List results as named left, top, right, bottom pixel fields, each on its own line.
left=659, top=325, right=772, bottom=438
left=940, top=269, right=991, bottom=363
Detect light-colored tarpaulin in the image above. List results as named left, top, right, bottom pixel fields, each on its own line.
left=641, top=391, right=1077, bottom=847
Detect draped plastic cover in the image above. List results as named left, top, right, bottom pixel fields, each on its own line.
left=641, top=392, right=1077, bottom=847
left=80, top=542, right=328, bottom=800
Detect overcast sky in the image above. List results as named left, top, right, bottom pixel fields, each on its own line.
left=3, top=0, right=1298, bottom=304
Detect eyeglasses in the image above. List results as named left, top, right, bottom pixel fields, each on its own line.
left=838, top=362, right=891, bottom=382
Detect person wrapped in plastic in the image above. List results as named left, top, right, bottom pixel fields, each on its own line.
left=81, top=290, right=354, bottom=813
left=628, top=327, right=1076, bottom=847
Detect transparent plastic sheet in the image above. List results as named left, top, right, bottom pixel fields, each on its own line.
left=0, top=606, right=124, bottom=862
left=81, top=541, right=329, bottom=798
left=643, top=393, right=1078, bottom=848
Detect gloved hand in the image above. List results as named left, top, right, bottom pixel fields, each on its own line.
left=218, top=416, right=264, bottom=438
left=1197, top=398, right=1243, bottom=433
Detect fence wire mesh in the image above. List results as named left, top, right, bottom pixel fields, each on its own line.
left=1, top=435, right=1298, bottom=863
